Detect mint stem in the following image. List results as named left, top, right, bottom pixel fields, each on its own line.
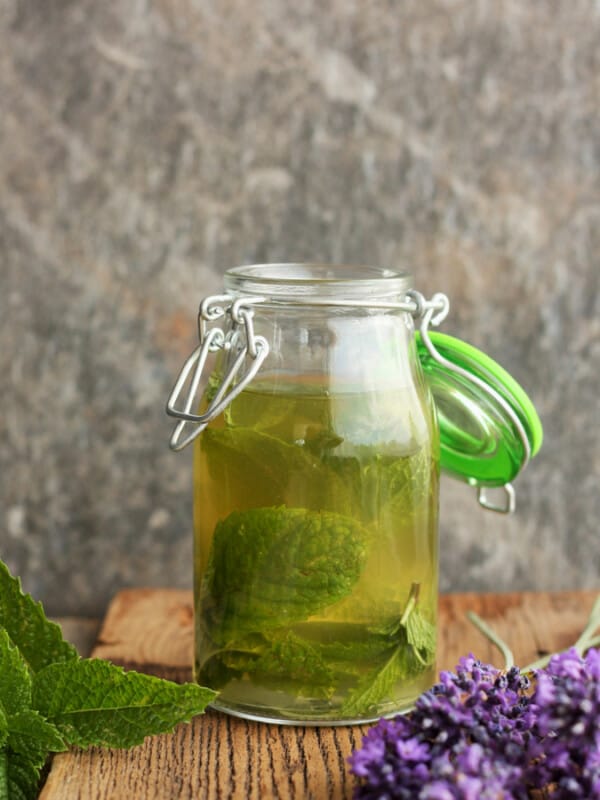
left=522, top=597, right=600, bottom=672
left=524, top=633, right=600, bottom=673
left=466, top=611, right=515, bottom=670
left=400, top=583, right=420, bottom=627
left=573, top=596, right=600, bottom=656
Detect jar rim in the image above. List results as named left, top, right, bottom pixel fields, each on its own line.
left=224, top=263, right=412, bottom=300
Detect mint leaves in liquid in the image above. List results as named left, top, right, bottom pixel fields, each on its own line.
left=194, top=382, right=439, bottom=723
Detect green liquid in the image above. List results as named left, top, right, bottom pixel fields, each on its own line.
left=193, top=379, right=439, bottom=723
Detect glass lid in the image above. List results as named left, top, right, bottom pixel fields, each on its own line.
left=416, top=332, right=543, bottom=488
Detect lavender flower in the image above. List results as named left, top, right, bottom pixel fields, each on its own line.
left=350, top=647, right=600, bottom=799
left=349, top=656, right=535, bottom=799
left=531, top=648, right=600, bottom=799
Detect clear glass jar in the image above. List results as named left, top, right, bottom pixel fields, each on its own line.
left=189, top=264, right=440, bottom=725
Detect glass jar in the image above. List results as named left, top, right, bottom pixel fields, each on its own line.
left=177, top=264, right=439, bottom=724
left=166, top=263, right=542, bottom=725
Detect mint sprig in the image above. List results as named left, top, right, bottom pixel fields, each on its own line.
left=0, top=562, right=78, bottom=672
left=0, top=559, right=216, bottom=799
left=341, top=583, right=436, bottom=717
left=32, top=659, right=215, bottom=749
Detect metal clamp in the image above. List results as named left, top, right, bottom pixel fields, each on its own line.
left=413, top=292, right=529, bottom=514
left=166, top=296, right=269, bottom=451
left=477, top=485, right=516, bottom=514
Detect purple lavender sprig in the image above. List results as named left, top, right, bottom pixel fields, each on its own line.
left=349, top=599, right=600, bottom=800
left=350, top=656, right=535, bottom=799
left=530, top=647, right=600, bottom=798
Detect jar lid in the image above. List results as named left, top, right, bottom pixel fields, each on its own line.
left=416, top=332, right=543, bottom=487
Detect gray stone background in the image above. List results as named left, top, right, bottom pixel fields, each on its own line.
left=1, top=0, right=599, bottom=616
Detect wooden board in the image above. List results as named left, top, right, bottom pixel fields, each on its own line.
left=40, top=588, right=598, bottom=800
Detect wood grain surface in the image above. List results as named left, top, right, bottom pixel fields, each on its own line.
left=40, top=589, right=599, bottom=800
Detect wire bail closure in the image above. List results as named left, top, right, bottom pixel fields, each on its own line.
left=166, top=295, right=269, bottom=451
left=414, top=292, right=530, bottom=514
left=166, top=289, right=528, bottom=513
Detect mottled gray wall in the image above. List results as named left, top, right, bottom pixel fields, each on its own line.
left=1, top=0, right=599, bottom=616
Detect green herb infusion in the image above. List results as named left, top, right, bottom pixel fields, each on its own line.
left=193, top=379, right=439, bottom=723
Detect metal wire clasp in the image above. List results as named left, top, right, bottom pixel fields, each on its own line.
left=166, top=295, right=269, bottom=451
left=411, top=290, right=528, bottom=515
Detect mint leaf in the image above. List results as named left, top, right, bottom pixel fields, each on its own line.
left=3, top=749, right=41, bottom=800
left=321, top=455, right=363, bottom=518
left=7, top=711, right=66, bottom=764
left=0, top=562, right=78, bottom=672
left=202, top=427, right=356, bottom=513
left=341, top=645, right=416, bottom=717
left=204, top=506, right=369, bottom=643
left=0, top=749, right=8, bottom=800
left=0, top=632, right=67, bottom=795
left=363, top=448, right=433, bottom=524
left=304, top=634, right=394, bottom=675
left=386, top=448, right=432, bottom=508
left=406, top=606, right=437, bottom=667
left=341, top=584, right=436, bottom=717
left=32, top=659, right=217, bottom=748
left=250, top=632, right=335, bottom=698
left=399, top=583, right=436, bottom=668
left=0, top=630, right=31, bottom=715
left=206, top=632, right=338, bottom=699
left=202, top=427, right=315, bottom=506
left=200, top=624, right=396, bottom=698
